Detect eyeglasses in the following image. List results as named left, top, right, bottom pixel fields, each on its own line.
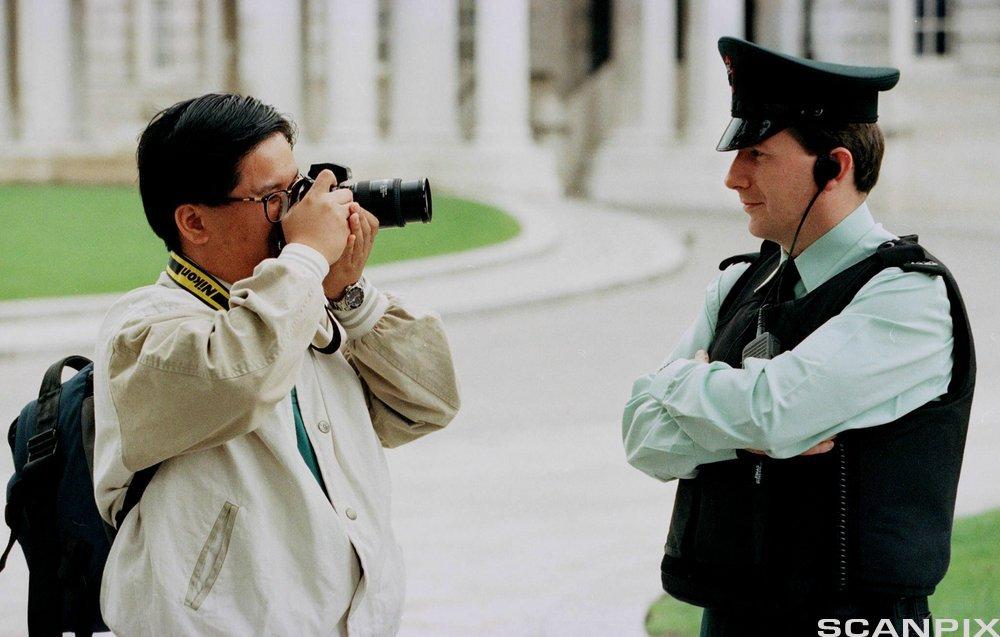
left=223, top=173, right=309, bottom=223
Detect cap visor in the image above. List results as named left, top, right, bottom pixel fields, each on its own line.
left=716, top=118, right=783, bottom=151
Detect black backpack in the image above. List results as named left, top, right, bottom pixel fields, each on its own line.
left=3, top=355, right=157, bottom=636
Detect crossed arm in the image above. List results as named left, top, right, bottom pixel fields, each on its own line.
left=622, top=265, right=953, bottom=482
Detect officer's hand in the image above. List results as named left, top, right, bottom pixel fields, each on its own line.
left=281, top=169, right=352, bottom=265
left=323, top=204, right=379, bottom=300
left=746, top=438, right=836, bottom=457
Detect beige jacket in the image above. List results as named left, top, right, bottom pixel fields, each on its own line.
left=92, top=244, right=459, bottom=636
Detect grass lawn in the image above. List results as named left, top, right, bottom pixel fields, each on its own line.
left=0, top=184, right=520, bottom=301
left=646, top=508, right=1000, bottom=636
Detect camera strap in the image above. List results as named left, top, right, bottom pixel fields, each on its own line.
left=165, top=251, right=230, bottom=311
left=165, top=251, right=333, bottom=494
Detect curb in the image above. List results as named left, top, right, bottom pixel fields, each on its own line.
left=0, top=198, right=685, bottom=359
left=0, top=198, right=558, bottom=322
left=418, top=200, right=686, bottom=318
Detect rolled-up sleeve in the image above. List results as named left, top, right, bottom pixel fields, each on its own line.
left=622, top=264, right=747, bottom=481
left=629, top=268, right=953, bottom=464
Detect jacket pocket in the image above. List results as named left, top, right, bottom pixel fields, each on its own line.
left=185, top=501, right=239, bottom=610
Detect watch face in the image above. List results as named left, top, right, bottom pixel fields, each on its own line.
left=345, top=286, right=364, bottom=309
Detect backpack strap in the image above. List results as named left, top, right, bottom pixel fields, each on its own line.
left=0, top=529, right=15, bottom=572
left=23, top=356, right=92, bottom=477
left=114, top=466, right=160, bottom=530
left=0, top=425, right=17, bottom=570
left=21, top=356, right=91, bottom=637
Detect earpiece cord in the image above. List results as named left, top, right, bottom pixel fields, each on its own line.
left=766, top=185, right=824, bottom=308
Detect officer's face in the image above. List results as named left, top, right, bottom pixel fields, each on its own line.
left=724, top=130, right=818, bottom=249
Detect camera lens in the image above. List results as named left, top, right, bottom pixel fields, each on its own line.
left=349, top=178, right=432, bottom=228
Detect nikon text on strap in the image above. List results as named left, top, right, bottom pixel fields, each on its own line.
left=166, top=251, right=342, bottom=352
left=166, top=251, right=230, bottom=311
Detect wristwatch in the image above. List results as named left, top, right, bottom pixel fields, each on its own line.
left=331, top=277, right=366, bottom=311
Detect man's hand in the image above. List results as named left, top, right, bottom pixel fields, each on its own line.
left=746, top=439, right=835, bottom=457
left=693, top=350, right=836, bottom=458
left=323, top=204, right=379, bottom=300
left=281, top=169, right=352, bottom=264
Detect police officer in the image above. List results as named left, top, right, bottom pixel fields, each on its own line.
left=622, top=38, right=975, bottom=636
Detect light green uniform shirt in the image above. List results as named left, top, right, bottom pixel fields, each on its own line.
left=622, top=202, right=954, bottom=482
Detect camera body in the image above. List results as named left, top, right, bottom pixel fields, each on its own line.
left=292, top=163, right=432, bottom=229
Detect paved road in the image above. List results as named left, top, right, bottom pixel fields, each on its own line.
left=1, top=208, right=997, bottom=636
left=388, top=209, right=1000, bottom=636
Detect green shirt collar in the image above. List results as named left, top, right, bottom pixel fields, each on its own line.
left=787, top=201, right=895, bottom=294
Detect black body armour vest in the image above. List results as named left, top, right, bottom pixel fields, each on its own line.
left=660, top=236, right=976, bottom=612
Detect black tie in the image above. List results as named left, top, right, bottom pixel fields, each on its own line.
left=777, top=258, right=801, bottom=302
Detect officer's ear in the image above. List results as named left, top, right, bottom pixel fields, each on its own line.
left=175, top=204, right=211, bottom=246
left=824, top=147, right=855, bottom=192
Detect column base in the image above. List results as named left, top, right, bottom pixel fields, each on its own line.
left=589, top=140, right=736, bottom=212
left=0, top=143, right=136, bottom=183
left=297, top=140, right=561, bottom=200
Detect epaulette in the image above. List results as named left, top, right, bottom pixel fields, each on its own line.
left=718, top=252, right=759, bottom=271
left=718, top=241, right=778, bottom=271
left=875, top=234, right=946, bottom=275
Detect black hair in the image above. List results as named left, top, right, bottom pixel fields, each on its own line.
left=786, top=122, right=885, bottom=194
left=136, top=94, right=296, bottom=250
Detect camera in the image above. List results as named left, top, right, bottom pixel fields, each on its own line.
left=292, top=163, right=432, bottom=229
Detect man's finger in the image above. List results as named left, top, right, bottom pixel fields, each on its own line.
left=341, top=233, right=356, bottom=263
left=310, top=169, right=337, bottom=197
left=328, top=189, right=354, bottom=206
left=360, top=210, right=375, bottom=248
left=695, top=350, right=710, bottom=363
left=800, top=440, right=836, bottom=456
left=350, top=207, right=368, bottom=255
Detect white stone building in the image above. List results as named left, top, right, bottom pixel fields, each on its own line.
left=0, top=0, right=997, bottom=206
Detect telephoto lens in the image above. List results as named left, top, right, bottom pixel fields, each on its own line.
left=349, top=179, right=431, bottom=228
left=304, top=163, right=432, bottom=228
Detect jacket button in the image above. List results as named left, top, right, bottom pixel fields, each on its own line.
left=345, top=508, right=357, bottom=520
left=317, top=420, right=331, bottom=434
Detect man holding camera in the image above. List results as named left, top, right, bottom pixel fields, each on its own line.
left=92, top=93, right=460, bottom=634
left=622, top=38, right=974, bottom=635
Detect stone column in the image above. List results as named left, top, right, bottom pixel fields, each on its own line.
left=389, top=0, right=459, bottom=145
left=608, top=0, right=643, bottom=138
left=201, top=0, right=228, bottom=91
left=325, top=0, right=379, bottom=143
left=884, top=0, right=914, bottom=130
left=16, top=0, right=74, bottom=146
left=684, top=0, right=744, bottom=145
left=474, top=0, right=531, bottom=146
left=754, top=0, right=804, bottom=55
left=603, top=0, right=676, bottom=147
left=889, top=0, right=915, bottom=70
left=638, top=0, right=676, bottom=144
left=0, top=0, right=10, bottom=141
left=237, top=0, right=302, bottom=122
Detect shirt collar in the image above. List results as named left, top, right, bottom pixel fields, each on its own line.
left=791, top=201, right=876, bottom=293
